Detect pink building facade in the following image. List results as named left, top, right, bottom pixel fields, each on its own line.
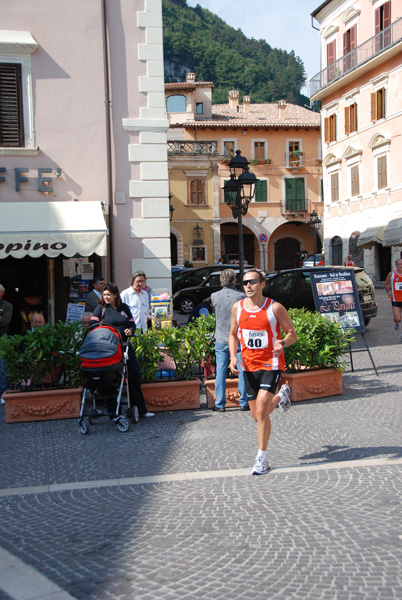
left=0, top=0, right=169, bottom=332
left=311, top=0, right=402, bottom=281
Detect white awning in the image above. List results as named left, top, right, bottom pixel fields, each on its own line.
left=357, top=225, right=386, bottom=249
left=382, top=218, right=402, bottom=247
left=0, top=202, right=108, bottom=259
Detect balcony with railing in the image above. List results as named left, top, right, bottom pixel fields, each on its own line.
left=310, top=17, right=402, bottom=97
left=283, top=198, right=308, bottom=213
left=167, top=140, right=219, bottom=155
left=287, top=151, right=304, bottom=168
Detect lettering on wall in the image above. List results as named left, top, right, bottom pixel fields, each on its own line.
left=0, top=167, right=62, bottom=193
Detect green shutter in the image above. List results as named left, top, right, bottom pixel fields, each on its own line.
left=255, top=180, right=267, bottom=203
left=285, top=178, right=305, bottom=211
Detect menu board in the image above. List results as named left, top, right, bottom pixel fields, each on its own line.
left=310, top=269, right=365, bottom=333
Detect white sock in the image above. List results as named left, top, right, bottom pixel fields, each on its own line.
left=257, top=449, right=267, bottom=460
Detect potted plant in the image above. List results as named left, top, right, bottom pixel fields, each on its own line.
left=0, top=321, right=84, bottom=423
left=132, top=316, right=215, bottom=412
left=280, top=308, right=355, bottom=402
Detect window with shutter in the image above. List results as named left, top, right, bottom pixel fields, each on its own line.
left=331, top=173, right=339, bottom=202
left=0, top=63, right=24, bottom=147
left=371, top=88, right=385, bottom=121
left=327, top=40, right=336, bottom=82
left=254, top=142, right=265, bottom=161
left=254, top=180, right=267, bottom=203
left=325, top=114, right=337, bottom=143
left=377, top=156, right=387, bottom=189
left=223, top=141, right=235, bottom=158
left=345, top=103, right=357, bottom=134
left=375, top=1, right=391, bottom=51
left=285, top=178, right=305, bottom=212
left=187, top=179, right=206, bottom=205
left=351, top=166, right=360, bottom=196
left=343, top=25, right=357, bottom=71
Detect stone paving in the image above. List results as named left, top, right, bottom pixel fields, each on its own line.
left=0, top=289, right=401, bottom=600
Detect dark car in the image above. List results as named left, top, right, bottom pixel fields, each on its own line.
left=172, top=264, right=254, bottom=295
left=263, top=266, right=377, bottom=326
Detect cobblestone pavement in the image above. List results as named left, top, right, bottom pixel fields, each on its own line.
left=0, top=289, right=401, bottom=600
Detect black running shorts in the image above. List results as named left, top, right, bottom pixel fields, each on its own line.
left=244, top=369, right=282, bottom=401
left=391, top=301, right=402, bottom=307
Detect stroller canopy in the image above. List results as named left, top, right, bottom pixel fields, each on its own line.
left=79, top=324, right=123, bottom=369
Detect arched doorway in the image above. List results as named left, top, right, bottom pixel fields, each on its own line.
left=170, top=233, right=178, bottom=266
left=274, top=237, right=300, bottom=270
left=331, top=236, right=343, bottom=265
left=349, top=232, right=364, bottom=267
left=220, top=223, right=256, bottom=266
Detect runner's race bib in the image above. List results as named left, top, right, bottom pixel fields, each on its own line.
left=243, top=329, right=268, bottom=349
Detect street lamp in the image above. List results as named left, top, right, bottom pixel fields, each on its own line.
left=307, top=210, right=321, bottom=266
left=222, top=150, right=258, bottom=282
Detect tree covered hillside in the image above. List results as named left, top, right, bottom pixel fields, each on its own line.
left=163, top=0, right=308, bottom=106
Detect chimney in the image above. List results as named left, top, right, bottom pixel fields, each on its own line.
left=243, top=95, right=250, bottom=114
left=278, top=99, right=286, bottom=120
left=228, top=90, right=239, bottom=110
left=186, top=72, right=195, bottom=83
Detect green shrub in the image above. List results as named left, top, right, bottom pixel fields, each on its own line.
left=284, top=309, right=355, bottom=373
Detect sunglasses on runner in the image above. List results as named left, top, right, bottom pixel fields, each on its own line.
left=243, top=278, right=259, bottom=286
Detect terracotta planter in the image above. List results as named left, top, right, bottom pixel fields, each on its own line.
left=279, top=369, right=342, bottom=402
left=3, top=387, right=82, bottom=423
left=205, top=378, right=241, bottom=408
left=142, top=378, right=201, bottom=411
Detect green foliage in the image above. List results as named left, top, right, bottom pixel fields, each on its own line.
left=133, top=314, right=216, bottom=382
left=163, top=0, right=307, bottom=105
left=284, top=309, right=355, bottom=373
left=0, top=322, right=85, bottom=391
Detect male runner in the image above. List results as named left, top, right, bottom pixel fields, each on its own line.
left=229, top=269, right=297, bottom=475
left=384, top=258, right=402, bottom=338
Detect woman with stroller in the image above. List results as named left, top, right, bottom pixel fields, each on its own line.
left=90, top=282, right=154, bottom=418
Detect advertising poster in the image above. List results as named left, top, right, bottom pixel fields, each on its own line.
left=310, top=269, right=365, bottom=333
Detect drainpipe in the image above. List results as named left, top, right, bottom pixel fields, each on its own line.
left=101, top=0, right=115, bottom=281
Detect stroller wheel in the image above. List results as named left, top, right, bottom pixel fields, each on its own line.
left=116, top=416, right=130, bottom=433
left=79, top=419, right=89, bottom=435
left=129, top=405, right=140, bottom=424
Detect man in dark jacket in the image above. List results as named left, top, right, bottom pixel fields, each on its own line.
left=84, top=277, right=105, bottom=313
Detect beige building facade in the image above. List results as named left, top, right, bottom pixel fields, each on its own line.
left=167, top=75, right=323, bottom=272
left=311, top=0, right=402, bottom=281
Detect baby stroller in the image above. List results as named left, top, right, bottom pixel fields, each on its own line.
left=78, top=323, right=139, bottom=434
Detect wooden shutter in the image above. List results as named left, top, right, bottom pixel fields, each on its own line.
left=371, top=92, right=377, bottom=121
left=345, top=106, right=350, bottom=135
left=375, top=7, right=381, bottom=34
left=378, top=156, right=387, bottom=189
left=383, top=1, right=391, bottom=28
left=351, top=166, right=359, bottom=196
left=324, top=117, right=330, bottom=143
left=331, top=173, right=339, bottom=202
left=255, top=179, right=267, bottom=203
left=0, top=63, right=24, bottom=147
left=350, top=24, right=357, bottom=49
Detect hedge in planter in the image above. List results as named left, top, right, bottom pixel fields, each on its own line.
left=0, top=321, right=85, bottom=422
left=280, top=308, right=355, bottom=402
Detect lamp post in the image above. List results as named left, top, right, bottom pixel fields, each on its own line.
left=222, top=150, right=258, bottom=282
left=307, top=210, right=321, bottom=266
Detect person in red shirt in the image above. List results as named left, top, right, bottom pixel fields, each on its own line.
left=229, top=270, right=297, bottom=475
left=344, top=254, right=355, bottom=267
left=384, top=258, right=402, bottom=337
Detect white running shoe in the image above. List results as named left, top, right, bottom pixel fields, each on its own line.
left=143, top=412, right=155, bottom=418
left=394, top=322, right=400, bottom=331
left=277, top=384, right=291, bottom=413
left=252, top=456, right=270, bottom=475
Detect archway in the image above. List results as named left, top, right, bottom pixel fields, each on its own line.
left=331, top=236, right=343, bottom=265
left=274, top=237, right=300, bottom=270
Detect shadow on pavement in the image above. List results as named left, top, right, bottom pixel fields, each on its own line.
left=299, top=444, right=402, bottom=463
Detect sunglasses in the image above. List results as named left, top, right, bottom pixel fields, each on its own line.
left=243, top=278, right=260, bottom=286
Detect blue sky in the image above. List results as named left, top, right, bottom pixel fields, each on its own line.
left=186, top=0, right=322, bottom=95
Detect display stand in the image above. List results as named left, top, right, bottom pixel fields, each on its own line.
left=150, top=290, right=173, bottom=333
left=347, top=334, right=378, bottom=376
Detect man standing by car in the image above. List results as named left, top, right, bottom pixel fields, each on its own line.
left=229, top=269, right=297, bottom=475
left=121, top=270, right=151, bottom=333
left=384, top=258, right=402, bottom=337
left=211, top=269, right=248, bottom=412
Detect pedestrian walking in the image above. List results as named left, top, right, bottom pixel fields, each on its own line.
left=384, top=258, right=402, bottom=340
left=344, top=254, right=355, bottom=266
left=211, top=269, right=248, bottom=412
left=229, top=269, right=297, bottom=475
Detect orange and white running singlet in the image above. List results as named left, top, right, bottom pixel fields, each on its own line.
left=236, top=297, right=285, bottom=372
left=390, top=271, right=402, bottom=302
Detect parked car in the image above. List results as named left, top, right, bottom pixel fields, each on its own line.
left=301, top=254, right=325, bottom=267
left=171, top=265, right=188, bottom=274
left=172, top=264, right=254, bottom=294
left=263, top=266, right=377, bottom=326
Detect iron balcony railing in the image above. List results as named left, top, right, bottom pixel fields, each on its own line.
left=283, top=199, right=308, bottom=213
left=310, top=17, right=402, bottom=97
left=167, top=140, right=219, bottom=155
